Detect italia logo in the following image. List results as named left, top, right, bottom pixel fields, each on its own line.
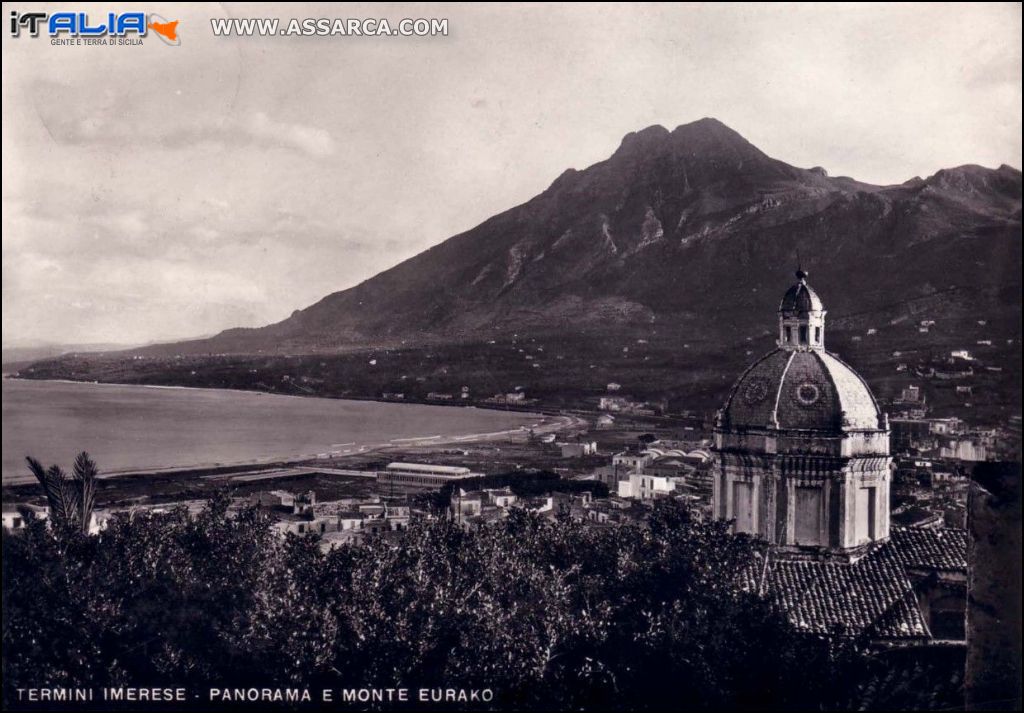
left=9, top=10, right=180, bottom=45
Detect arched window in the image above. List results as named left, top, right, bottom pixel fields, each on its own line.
left=799, top=325, right=808, bottom=344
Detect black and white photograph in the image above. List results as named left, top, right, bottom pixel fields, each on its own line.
left=2, top=3, right=1021, bottom=710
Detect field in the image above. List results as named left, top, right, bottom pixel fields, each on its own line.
left=14, top=315, right=1022, bottom=427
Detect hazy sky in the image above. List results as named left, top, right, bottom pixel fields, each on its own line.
left=2, top=2, right=1021, bottom=347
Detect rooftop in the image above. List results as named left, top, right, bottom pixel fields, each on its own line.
left=889, top=526, right=968, bottom=572
left=749, top=547, right=929, bottom=639
left=385, top=462, right=472, bottom=475
left=746, top=527, right=968, bottom=640
left=721, top=349, right=884, bottom=433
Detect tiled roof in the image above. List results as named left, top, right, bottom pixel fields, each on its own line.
left=819, top=352, right=882, bottom=430
left=749, top=547, right=930, bottom=640
left=744, top=527, right=969, bottom=640
left=888, top=526, right=968, bottom=572
left=722, top=349, right=882, bottom=433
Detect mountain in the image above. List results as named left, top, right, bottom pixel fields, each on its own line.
left=139, top=118, right=1021, bottom=355
left=20, top=119, right=1021, bottom=420
left=2, top=342, right=143, bottom=368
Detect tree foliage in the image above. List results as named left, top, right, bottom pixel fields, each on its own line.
left=3, top=493, right=863, bottom=710
left=24, top=452, right=98, bottom=534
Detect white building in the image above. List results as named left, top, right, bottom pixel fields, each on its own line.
left=928, top=418, right=963, bottom=435
left=377, top=462, right=481, bottom=490
left=483, top=487, right=518, bottom=508
left=612, top=450, right=652, bottom=474
left=940, top=439, right=988, bottom=462
left=2, top=503, right=48, bottom=531
left=617, top=473, right=678, bottom=500
left=559, top=441, right=598, bottom=458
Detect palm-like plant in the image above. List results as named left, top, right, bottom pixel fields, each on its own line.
left=25, top=451, right=99, bottom=534
left=73, top=451, right=98, bottom=529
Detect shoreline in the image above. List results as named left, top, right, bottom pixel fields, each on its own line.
left=3, top=373, right=551, bottom=415
left=3, top=412, right=589, bottom=506
left=2, top=377, right=584, bottom=487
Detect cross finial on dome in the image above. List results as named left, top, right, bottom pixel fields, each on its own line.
left=796, top=251, right=807, bottom=282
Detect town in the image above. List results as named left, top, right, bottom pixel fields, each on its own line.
left=8, top=268, right=1016, bottom=670
left=5, top=376, right=1013, bottom=546
left=3, top=3, right=1020, bottom=709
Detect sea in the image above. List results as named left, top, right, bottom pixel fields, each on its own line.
left=1, top=378, right=538, bottom=484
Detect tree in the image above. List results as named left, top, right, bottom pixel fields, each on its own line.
left=24, top=452, right=98, bottom=534
left=3, top=474, right=870, bottom=710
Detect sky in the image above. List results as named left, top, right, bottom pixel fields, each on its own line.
left=2, top=2, right=1021, bottom=348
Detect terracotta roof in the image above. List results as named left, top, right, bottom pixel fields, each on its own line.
left=888, top=526, right=968, bottom=572
left=743, top=527, right=968, bottom=640
left=748, top=547, right=930, bottom=640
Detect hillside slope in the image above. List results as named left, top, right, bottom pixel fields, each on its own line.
left=141, top=118, right=1020, bottom=356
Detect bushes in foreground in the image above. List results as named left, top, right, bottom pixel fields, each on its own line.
left=2, top=497, right=860, bottom=709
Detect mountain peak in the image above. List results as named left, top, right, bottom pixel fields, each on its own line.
left=925, top=163, right=1023, bottom=204
left=669, top=117, right=761, bottom=155
left=614, top=124, right=671, bottom=155
left=131, top=121, right=1021, bottom=362
left=612, top=118, right=766, bottom=168
left=673, top=116, right=732, bottom=133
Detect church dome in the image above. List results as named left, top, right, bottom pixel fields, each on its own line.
left=712, top=271, right=892, bottom=557
left=721, top=348, right=883, bottom=432
left=779, top=271, right=824, bottom=315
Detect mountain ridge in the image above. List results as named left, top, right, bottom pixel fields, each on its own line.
left=103, top=118, right=1023, bottom=357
